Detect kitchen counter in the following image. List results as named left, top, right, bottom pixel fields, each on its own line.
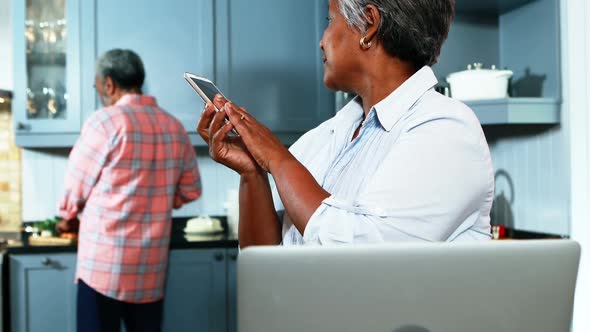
left=1, top=216, right=238, bottom=255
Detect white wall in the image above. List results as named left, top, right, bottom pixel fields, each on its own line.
left=0, top=0, right=13, bottom=90
left=561, top=0, right=590, bottom=330
left=20, top=148, right=240, bottom=221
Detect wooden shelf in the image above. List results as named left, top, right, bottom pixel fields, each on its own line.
left=466, top=98, right=560, bottom=125
left=456, top=0, right=538, bottom=15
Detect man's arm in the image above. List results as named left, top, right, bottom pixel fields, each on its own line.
left=174, top=136, right=202, bottom=208
left=57, top=120, right=110, bottom=220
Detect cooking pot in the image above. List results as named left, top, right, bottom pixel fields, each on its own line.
left=446, top=63, right=513, bottom=101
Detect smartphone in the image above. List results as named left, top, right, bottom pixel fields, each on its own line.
left=184, top=72, right=238, bottom=135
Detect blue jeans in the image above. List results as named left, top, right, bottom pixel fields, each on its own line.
left=77, top=279, right=163, bottom=332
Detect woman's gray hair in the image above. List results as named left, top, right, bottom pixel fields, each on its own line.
left=96, top=49, right=145, bottom=90
left=336, top=0, right=455, bottom=69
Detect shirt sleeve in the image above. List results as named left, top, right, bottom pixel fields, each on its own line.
left=174, top=136, right=202, bottom=208
left=57, top=120, right=111, bottom=221
left=301, top=116, right=493, bottom=245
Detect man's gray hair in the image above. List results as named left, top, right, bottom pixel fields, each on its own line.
left=336, top=0, right=455, bottom=69
left=96, top=49, right=145, bottom=90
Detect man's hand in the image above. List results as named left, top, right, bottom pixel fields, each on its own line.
left=56, top=218, right=80, bottom=234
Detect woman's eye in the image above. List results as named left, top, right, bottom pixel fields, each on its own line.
left=326, top=16, right=333, bottom=24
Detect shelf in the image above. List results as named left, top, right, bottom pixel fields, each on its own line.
left=14, top=132, right=302, bottom=148
left=26, top=52, right=66, bottom=66
left=456, top=0, right=538, bottom=15
left=466, top=98, right=560, bottom=125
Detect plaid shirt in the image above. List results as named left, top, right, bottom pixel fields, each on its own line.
left=58, top=94, right=201, bottom=303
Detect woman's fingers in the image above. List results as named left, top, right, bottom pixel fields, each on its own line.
left=213, top=94, right=229, bottom=110
left=197, top=101, right=217, bottom=141
left=211, top=117, right=235, bottom=146
left=208, top=107, right=230, bottom=144
left=225, top=102, right=254, bottom=137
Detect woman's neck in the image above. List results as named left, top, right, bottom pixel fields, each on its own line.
left=356, top=56, right=416, bottom=115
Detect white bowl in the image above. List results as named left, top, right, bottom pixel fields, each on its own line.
left=184, top=216, right=223, bottom=234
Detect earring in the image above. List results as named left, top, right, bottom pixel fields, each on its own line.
left=360, top=36, right=372, bottom=50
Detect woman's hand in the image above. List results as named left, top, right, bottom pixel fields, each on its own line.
left=222, top=102, right=294, bottom=173
left=197, top=94, right=259, bottom=175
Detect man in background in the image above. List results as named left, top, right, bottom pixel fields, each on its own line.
left=57, top=49, right=201, bottom=332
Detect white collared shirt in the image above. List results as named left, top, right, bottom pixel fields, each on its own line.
left=273, top=66, right=494, bottom=245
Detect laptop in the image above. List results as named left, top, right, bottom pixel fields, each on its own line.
left=237, top=240, right=580, bottom=332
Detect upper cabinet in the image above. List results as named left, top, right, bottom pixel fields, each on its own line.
left=436, top=0, right=560, bottom=125
left=13, top=0, right=553, bottom=147
left=12, top=0, right=85, bottom=146
left=13, top=0, right=332, bottom=147
left=214, top=0, right=334, bottom=143
left=94, top=0, right=216, bottom=137
left=455, top=0, right=540, bottom=15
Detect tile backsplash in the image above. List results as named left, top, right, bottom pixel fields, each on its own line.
left=0, top=103, right=21, bottom=230
left=20, top=147, right=239, bottom=222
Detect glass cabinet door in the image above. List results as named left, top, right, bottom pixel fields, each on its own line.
left=13, top=0, right=81, bottom=134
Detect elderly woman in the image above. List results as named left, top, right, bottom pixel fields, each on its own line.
left=198, top=0, right=494, bottom=248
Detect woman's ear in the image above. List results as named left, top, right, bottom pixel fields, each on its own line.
left=363, top=4, right=381, bottom=44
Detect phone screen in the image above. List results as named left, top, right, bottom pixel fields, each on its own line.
left=190, top=77, right=223, bottom=102
left=186, top=74, right=239, bottom=135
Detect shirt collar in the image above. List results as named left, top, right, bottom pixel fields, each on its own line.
left=374, top=66, right=438, bottom=131
left=336, top=66, right=438, bottom=132
left=114, top=94, right=157, bottom=107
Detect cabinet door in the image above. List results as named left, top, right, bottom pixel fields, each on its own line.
left=10, top=253, right=77, bottom=332
left=162, top=249, right=227, bottom=332
left=215, top=0, right=334, bottom=136
left=94, top=0, right=215, bottom=133
left=12, top=0, right=82, bottom=135
left=226, top=249, right=238, bottom=332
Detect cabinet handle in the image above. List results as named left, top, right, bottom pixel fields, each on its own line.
left=229, top=253, right=238, bottom=261
left=41, top=257, right=54, bottom=267
left=17, top=122, right=32, bottom=131
left=214, top=252, right=225, bottom=261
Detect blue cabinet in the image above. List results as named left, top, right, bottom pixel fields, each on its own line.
left=8, top=248, right=236, bottom=332
left=214, top=0, right=334, bottom=143
left=162, top=249, right=228, bottom=332
left=94, top=0, right=216, bottom=136
left=12, top=0, right=94, bottom=147
left=13, top=0, right=333, bottom=147
left=226, top=249, right=239, bottom=332
left=9, top=253, right=77, bottom=332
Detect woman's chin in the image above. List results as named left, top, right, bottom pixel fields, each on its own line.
left=323, top=75, right=338, bottom=91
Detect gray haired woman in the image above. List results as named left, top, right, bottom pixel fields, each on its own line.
left=198, top=0, right=494, bottom=248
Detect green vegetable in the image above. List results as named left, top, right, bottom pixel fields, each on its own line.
left=35, top=216, right=63, bottom=235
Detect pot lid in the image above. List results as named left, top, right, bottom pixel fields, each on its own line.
left=446, top=63, right=513, bottom=81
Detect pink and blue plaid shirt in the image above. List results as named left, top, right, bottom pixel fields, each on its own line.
left=58, top=94, right=201, bottom=303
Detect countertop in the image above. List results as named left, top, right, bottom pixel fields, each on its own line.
left=1, top=216, right=238, bottom=255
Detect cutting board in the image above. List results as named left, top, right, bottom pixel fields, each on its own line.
left=28, top=236, right=75, bottom=246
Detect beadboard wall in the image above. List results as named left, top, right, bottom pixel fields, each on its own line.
left=20, top=147, right=240, bottom=221
left=20, top=132, right=571, bottom=235
left=486, top=125, right=570, bottom=235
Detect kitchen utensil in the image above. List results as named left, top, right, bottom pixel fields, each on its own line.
left=28, top=235, right=74, bottom=246
left=446, top=63, right=513, bottom=101
left=184, top=216, right=223, bottom=235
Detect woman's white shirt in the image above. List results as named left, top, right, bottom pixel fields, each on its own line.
left=272, top=66, right=494, bottom=246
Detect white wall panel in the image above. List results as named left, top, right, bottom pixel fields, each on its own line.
left=486, top=125, right=569, bottom=235
left=21, top=148, right=239, bottom=221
